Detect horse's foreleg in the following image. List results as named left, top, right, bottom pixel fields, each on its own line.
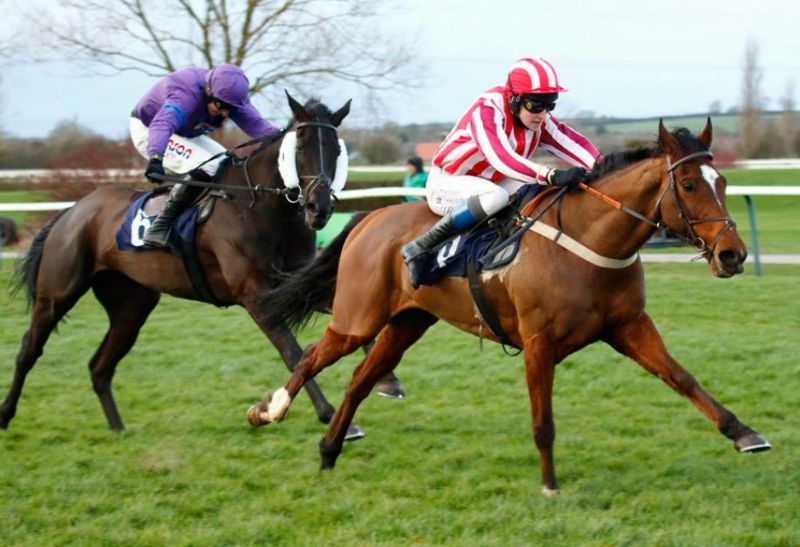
left=607, top=313, right=771, bottom=453
left=522, top=333, right=559, bottom=496
left=247, top=326, right=369, bottom=427
left=319, top=311, right=436, bottom=470
left=89, top=273, right=160, bottom=431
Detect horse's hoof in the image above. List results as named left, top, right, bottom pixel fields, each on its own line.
left=541, top=486, right=560, bottom=497
left=376, top=381, right=406, bottom=399
left=735, top=432, right=772, bottom=453
left=344, top=424, right=365, bottom=442
left=246, top=403, right=270, bottom=427
left=320, top=459, right=336, bottom=471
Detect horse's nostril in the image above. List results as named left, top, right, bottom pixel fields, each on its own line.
left=306, top=202, right=318, bottom=214
left=719, top=250, right=740, bottom=267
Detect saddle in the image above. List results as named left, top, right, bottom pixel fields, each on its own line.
left=115, top=189, right=223, bottom=306
left=417, top=184, right=558, bottom=287
left=419, top=184, right=562, bottom=352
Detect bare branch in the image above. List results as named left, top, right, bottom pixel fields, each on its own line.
left=19, top=0, right=419, bottom=111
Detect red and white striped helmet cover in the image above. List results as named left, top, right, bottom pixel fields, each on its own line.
left=505, top=57, right=567, bottom=95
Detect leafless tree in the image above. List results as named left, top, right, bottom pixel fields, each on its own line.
left=24, top=0, right=419, bottom=103
left=739, top=38, right=763, bottom=158
left=778, top=80, right=797, bottom=157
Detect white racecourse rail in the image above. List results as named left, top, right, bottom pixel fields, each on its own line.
left=4, top=186, right=799, bottom=213
left=1, top=184, right=799, bottom=273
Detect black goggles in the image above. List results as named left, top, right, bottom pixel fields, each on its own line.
left=521, top=98, right=556, bottom=114
left=210, top=98, right=234, bottom=111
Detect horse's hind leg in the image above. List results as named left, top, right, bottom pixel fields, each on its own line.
left=607, top=313, right=771, bottom=453
left=1, top=290, right=88, bottom=429
left=319, top=310, right=437, bottom=470
left=254, top=320, right=337, bottom=423
left=88, top=272, right=160, bottom=431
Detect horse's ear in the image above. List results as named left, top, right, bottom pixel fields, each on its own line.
left=285, top=90, right=310, bottom=121
left=657, top=118, right=678, bottom=151
left=330, top=99, right=352, bottom=127
left=698, top=116, right=713, bottom=149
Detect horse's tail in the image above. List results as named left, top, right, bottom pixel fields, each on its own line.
left=12, top=209, right=70, bottom=307
left=263, top=211, right=370, bottom=332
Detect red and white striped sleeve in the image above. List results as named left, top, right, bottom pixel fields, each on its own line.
left=539, top=115, right=601, bottom=169
left=469, top=99, right=552, bottom=184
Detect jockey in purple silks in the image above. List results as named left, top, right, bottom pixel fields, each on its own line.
left=130, top=64, right=280, bottom=248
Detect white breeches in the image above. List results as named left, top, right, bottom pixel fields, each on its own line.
left=129, top=117, right=227, bottom=176
left=425, top=167, right=525, bottom=217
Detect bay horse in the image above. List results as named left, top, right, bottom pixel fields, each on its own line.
left=248, top=119, right=771, bottom=494
left=0, top=93, right=365, bottom=438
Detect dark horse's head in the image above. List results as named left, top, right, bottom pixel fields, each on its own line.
left=279, top=92, right=351, bottom=230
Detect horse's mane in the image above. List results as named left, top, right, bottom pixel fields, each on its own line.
left=248, top=97, right=331, bottom=156
left=586, top=127, right=708, bottom=183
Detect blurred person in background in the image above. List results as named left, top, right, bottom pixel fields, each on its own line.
left=403, top=155, right=428, bottom=202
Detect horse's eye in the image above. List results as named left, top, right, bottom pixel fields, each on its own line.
left=682, top=180, right=695, bottom=192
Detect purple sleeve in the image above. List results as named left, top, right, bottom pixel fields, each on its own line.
left=145, top=84, right=196, bottom=156
left=146, top=106, right=182, bottom=156
left=229, top=99, right=280, bottom=139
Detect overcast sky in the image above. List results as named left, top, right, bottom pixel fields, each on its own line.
left=2, top=0, right=798, bottom=138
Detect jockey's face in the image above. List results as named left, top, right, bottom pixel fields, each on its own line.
left=205, top=87, right=232, bottom=118
left=207, top=99, right=231, bottom=119
left=518, top=104, right=548, bottom=131
left=517, top=95, right=556, bottom=131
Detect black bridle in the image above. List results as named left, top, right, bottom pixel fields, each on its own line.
left=579, top=150, right=737, bottom=260
left=283, top=121, right=340, bottom=207
left=655, top=151, right=737, bottom=258
left=153, top=120, right=341, bottom=210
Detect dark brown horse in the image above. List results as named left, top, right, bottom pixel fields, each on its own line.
left=0, top=94, right=365, bottom=437
left=249, top=120, right=771, bottom=494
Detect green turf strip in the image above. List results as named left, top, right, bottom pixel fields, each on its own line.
left=1, top=264, right=798, bottom=545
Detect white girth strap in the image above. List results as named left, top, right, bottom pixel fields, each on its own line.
left=528, top=221, right=639, bottom=269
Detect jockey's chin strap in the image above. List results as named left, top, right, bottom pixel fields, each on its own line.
left=579, top=150, right=736, bottom=260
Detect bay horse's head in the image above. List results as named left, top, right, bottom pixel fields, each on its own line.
left=279, top=92, right=351, bottom=230
left=655, top=119, right=747, bottom=277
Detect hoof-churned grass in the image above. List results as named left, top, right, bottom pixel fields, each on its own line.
left=1, top=264, right=798, bottom=545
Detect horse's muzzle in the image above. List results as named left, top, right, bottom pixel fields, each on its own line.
left=711, top=247, right=747, bottom=277
left=305, top=202, right=332, bottom=230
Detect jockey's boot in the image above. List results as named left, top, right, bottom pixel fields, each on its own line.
left=401, top=196, right=487, bottom=288
left=143, top=169, right=212, bottom=249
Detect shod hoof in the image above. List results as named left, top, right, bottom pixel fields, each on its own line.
left=344, top=424, right=365, bottom=441
left=735, top=432, right=772, bottom=453
left=246, top=402, right=270, bottom=427
left=541, top=486, right=561, bottom=497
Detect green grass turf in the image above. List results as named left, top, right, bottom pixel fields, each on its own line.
left=0, top=264, right=798, bottom=545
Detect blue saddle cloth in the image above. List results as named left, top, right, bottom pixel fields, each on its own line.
left=416, top=184, right=546, bottom=287
left=116, top=191, right=199, bottom=252
left=416, top=225, right=501, bottom=286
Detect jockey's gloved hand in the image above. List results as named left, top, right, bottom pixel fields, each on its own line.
left=548, top=167, right=587, bottom=189
left=145, top=155, right=165, bottom=183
